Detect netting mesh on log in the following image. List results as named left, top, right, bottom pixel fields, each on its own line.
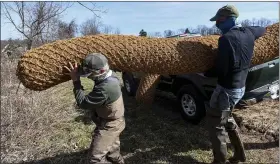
left=16, top=23, right=279, bottom=103
left=135, top=74, right=161, bottom=104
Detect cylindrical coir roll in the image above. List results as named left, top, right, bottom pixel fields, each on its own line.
left=16, top=23, right=279, bottom=92
left=135, top=74, right=161, bottom=104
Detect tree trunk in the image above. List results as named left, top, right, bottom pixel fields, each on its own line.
left=27, top=39, right=33, bottom=50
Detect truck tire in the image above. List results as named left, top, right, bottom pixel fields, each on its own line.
left=177, top=84, right=206, bottom=125
left=122, top=73, right=137, bottom=96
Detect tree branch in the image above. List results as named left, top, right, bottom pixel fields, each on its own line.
left=77, top=2, right=104, bottom=18
left=1, top=2, right=30, bottom=39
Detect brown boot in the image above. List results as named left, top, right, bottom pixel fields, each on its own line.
left=107, top=155, right=125, bottom=164
left=206, top=112, right=229, bottom=163
left=211, top=159, right=229, bottom=164
left=226, top=117, right=246, bottom=163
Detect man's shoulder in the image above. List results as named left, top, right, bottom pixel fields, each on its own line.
left=243, top=26, right=265, bottom=30
left=223, top=29, right=237, bottom=38
left=218, top=35, right=229, bottom=44
left=100, top=76, right=121, bottom=91
left=107, top=74, right=121, bottom=84
left=111, top=72, right=121, bottom=81
left=227, top=26, right=256, bottom=35
left=222, top=27, right=245, bottom=41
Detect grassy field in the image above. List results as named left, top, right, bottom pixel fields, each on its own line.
left=1, top=57, right=279, bottom=164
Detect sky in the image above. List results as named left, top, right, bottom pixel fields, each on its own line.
left=1, top=1, right=279, bottom=40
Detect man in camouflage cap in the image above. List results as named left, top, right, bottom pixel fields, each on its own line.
left=65, top=53, right=125, bottom=164
left=204, top=4, right=266, bottom=164
left=209, top=5, right=239, bottom=22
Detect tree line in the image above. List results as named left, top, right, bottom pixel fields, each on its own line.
left=1, top=2, right=120, bottom=50
left=1, top=2, right=277, bottom=50
left=141, top=18, right=277, bottom=38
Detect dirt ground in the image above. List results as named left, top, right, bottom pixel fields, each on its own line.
left=1, top=71, right=279, bottom=164
left=233, top=99, right=279, bottom=142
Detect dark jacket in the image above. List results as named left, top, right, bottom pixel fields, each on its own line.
left=204, top=26, right=266, bottom=89
left=73, top=71, right=124, bottom=119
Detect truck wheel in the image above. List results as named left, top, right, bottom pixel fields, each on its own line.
left=122, top=73, right=137, bottom=96
left=177, top=84, right=206, bottom=125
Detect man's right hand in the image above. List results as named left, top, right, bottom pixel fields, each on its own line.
left=64, top=62, right=80, bottom=81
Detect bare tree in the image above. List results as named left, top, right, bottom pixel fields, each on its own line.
left=177, top=28, right=185, bottom=34
left=77, top=2, right=107, bottom=18
left=114, top=28, right=121, bottom=35
left=80, top=17, right=103, bottom=36
left=154, top=32, right=162, bottom=37
left=193, top=25, right=204, bottom=35
left=192, top=25, right=217, bottom=36
left=257, top=18, right=272, bottom=27
left=251, top=18, right=257, bottom=26
left=209, top=25, right=221, bottom=35
left=1, top=2, right=72, bottom=49
left=37, top=18, right=59, bottom=44
left=239, top=18, right=272, bottom=27
left=175, top=17, right=274, bottom=38
left=201, top=26, right=209, bottom=35
left=57, top=19, right=78, bottom=39
left=1, top=2, right=107, bottom=49
left=240, top=19, right=251, bottom=27
left=164, top=30, right=175, bottom=37
left=194, top=25, right=209, bottom=36
left=102, top=25, right=114, bottom=34
left=148, top=32, right=162, bottom=38
left=147, top=32, right=154, bottom=37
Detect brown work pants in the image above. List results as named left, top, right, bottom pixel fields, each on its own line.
left=87, top=116, right=125, bottom=164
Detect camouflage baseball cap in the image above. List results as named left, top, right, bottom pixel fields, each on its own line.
left=78, top=53, right=108, bottom=76
left=210, top=5, right=239, bottom=21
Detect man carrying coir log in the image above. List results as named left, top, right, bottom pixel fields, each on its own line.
left=64, top=53, right=125, bottom=164
left=203, top=4, right=266, bottom=164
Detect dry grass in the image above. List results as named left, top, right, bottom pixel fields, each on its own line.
left=1, top=52, right=279, bottom=164
left=233, top=99, right=279, bottom=141
left=1, top=55, right=94, bottom=163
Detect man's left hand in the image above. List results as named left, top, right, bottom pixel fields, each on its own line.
left=64, top=62, right=80, bottom=81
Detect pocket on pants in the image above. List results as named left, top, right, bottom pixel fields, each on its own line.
left=102, top=118, right=125, bottom=133
left=209, top=89, right=220, bottom=109
left=217, top=90, right=230, bottom=110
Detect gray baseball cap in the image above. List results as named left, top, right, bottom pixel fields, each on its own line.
left=78, top=53, right=108, bottom=76
left=210, top=5, right=239, bottom=21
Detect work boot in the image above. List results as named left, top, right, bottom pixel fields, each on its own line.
left=211, top=160, right=230, bottom=164
left=206, top=114, right=228, bottom=163
left=226, top=117, right=246, bottom=163
left=107, top=155, right=125, bottom=164
left=205, top=101, right=232, bottom=163
left=227, top=130, right=246, bottom=163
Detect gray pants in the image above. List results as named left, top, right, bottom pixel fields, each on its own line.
left=87, top=116, right=125, bottom=164
left=206, top=85, right=246, bottom=163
